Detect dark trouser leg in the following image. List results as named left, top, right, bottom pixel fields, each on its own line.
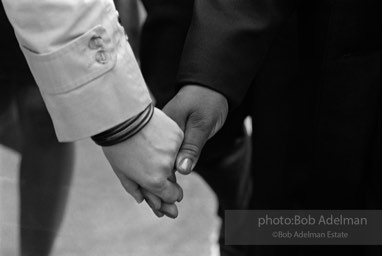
left=0, top=78, right=22, bottom=150
left=246, top=48, right=381, bottom=256
left=16, top=85, right=74, bottom=256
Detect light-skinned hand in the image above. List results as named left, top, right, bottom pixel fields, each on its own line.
left=102, top=108, right=184, bottom=218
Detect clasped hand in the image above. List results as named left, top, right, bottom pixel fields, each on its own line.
left=102, top=85, right=228, bottom=218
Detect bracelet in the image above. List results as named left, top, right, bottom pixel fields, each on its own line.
left=91, top=103, right=154, bottom=147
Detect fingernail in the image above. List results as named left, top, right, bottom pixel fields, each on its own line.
left=178, top=158, right=192, bottom=173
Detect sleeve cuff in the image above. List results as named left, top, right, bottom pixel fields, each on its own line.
left=19, top=11, right=152, bottom=142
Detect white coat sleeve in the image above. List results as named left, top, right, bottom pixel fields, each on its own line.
left=1, top=0, right=152, bottom=142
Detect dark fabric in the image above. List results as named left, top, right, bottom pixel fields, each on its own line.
left=140, top=1, right=253, bottom=255
left=177, top=0, right=381, bottom=255
left=178, top=0, right=380, bottom=109
left=0, top=6, right=34, bottom=84
left=177, top=0, right=298, bottom=108
left=140, top=0, right=195, bottom=108
left=0, top=6, right=35, bottom=114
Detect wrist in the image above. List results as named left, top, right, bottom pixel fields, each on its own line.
left=91, top=103, right=154, bottom=147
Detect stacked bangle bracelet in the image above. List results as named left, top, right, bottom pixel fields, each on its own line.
left=91, top=103, right=154, bottom=147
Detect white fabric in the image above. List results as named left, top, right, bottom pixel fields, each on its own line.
left=1, top=0, right=152, bottom=141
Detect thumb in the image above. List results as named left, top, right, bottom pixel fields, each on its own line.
left=176, top=115, right=210, bottom=175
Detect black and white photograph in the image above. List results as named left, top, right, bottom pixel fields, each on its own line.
left=0, top=0, right=381, bottom=255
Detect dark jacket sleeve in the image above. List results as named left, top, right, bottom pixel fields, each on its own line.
left=177, top=0, right=297, bottom=108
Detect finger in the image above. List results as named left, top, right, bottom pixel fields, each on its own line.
left=142, top=189, right=177, bottom=218
left=174, top=181, right=183, bottom=202
left=115, top=171, right=144, bottom=203
left=144, top=197, right=164, bottom=218
left=153, top=209, right=165, bottom=218
left=168, top=172, right=177, bottom=183
left=160, top=203, right=179, bottom=219
left=165, top=179, right=183, bottom=203
left=167, top=173, right=183, bottom=202
left=176, top=115, right=210, bottom=174
left=150, top=179, right=182, bottom=204
left=142, top=191, right=164, bottom=218
left=142, top=189, right=162, bottom=210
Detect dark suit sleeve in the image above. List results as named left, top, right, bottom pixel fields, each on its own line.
left=177, top=0, right=297, bottom=108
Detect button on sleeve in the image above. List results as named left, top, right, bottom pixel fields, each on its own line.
left=17, top=9, right=152, bottom=142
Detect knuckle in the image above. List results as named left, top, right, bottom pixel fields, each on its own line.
left=181, top=143, right=200, bottom=156
left=146, top=175, right=167, bottom=191
left=160, top=157, right=174, bottom=170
